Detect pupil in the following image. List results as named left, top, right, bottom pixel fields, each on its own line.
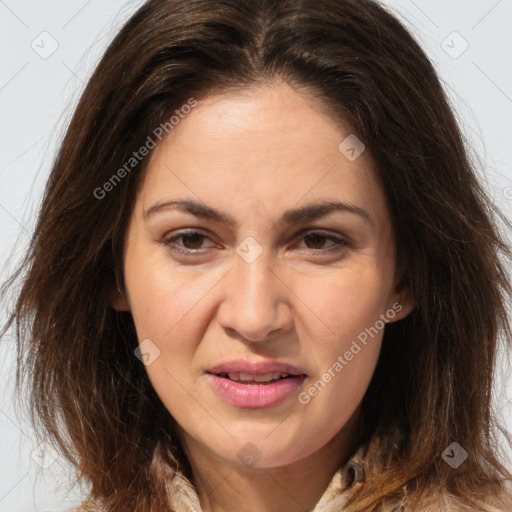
left=183, top=233, right=204, bottom=249
left=305, top=234, right=325, bottom=249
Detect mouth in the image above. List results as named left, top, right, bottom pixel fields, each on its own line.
left=206, top=361, right=307, bottom=408
left=213, top=371, right=300, bottom=384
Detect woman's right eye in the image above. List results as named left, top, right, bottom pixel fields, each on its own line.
left=161, top=230, right=215, bottom=254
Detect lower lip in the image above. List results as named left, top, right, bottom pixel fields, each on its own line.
left=207, top=373, right=307, bottom=408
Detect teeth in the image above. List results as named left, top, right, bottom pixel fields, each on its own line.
left=226, top=372, right=290, bottom=382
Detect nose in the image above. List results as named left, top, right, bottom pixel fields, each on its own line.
left=216, top=248, right=294, bottom=343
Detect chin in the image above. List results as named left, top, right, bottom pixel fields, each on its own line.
left=212, top=434, right=316, bottom=469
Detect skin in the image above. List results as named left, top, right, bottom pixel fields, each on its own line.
left=112, top=81, right=414, bottom=512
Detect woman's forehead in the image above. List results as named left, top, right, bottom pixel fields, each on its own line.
left=136, top=83, right=384, bottom=223
left=157, top=83, right=354, bottom=151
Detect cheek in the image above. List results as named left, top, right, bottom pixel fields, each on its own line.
left=124, top=247, right=215, bottom=343
left=123, top=258, right=212, bottom=415
left=294, top=263, right=393, bottom=351
left=290, top=264, right=392, bottom=409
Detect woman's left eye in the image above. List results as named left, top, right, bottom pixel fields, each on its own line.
left=161, top=230, right=348, bottom=255
left=296, top=232, right=348, bottom=252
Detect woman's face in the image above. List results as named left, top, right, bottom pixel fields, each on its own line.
left=115, top=82, right=412, bottom=468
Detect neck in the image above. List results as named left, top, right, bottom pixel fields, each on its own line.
left=178, top=412, right=360, bottom=512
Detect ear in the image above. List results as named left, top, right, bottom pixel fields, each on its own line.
left=110, top=283, right=131, bottom=312
left=386, top=273, right=415, bottom=323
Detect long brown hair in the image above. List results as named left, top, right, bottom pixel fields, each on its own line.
left=2, top=0, right=512, bottom=510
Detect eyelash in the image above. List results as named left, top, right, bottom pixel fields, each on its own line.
left=160, top=229, right=349, bottom=256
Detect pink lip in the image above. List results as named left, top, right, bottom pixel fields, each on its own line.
left=207, top=360, right=306, bottom=376
left=206, top=359, right=307, bottom=409
left=207, top=374, right=307, bottom=408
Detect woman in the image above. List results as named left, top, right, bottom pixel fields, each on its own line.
left=2, top=0, right=511, bottom=510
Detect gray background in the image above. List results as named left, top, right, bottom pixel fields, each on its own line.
left=1, top=0, right=511, bottom=510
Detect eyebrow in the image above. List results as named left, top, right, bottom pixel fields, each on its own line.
left=144, top=198, right=372, bottom=228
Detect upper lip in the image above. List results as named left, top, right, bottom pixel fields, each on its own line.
left=207, top=360, right=307, bottom=376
